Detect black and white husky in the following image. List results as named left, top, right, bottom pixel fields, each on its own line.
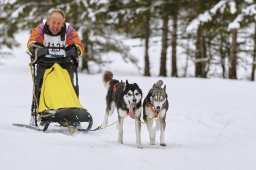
left=102, top=71, right=143, bottom=148
left=143, top=80, right=169, bottom=146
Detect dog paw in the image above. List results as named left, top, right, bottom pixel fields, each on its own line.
left=150, top=139, right=156, bottom=145
left=137, top=145, right=143, bottom=149
left=160, top=143, right=167, bottom=147
left=118, top=140, right=123, bottom=144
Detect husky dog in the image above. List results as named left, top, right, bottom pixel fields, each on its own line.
left=143, top=80, right=168, bottom=146
left=102, top=71, right=143, bottom=148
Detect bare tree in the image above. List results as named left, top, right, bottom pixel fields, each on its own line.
left=229, top=29, right=238, bottom=79
left=171, top=13, right=178, bottom=77
left=159, top=12, right=169, bottom=77
left=251, top=23, right=256, bottom=81
left=143, top=1, right=152, bottom=77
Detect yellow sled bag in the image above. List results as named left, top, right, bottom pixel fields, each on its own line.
left=38, top=63, right=83, bottom=112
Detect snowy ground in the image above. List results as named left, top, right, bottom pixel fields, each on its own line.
left=0, top=33, right=256, bottom=170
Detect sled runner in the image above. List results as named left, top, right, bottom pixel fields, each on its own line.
left=27, top=45, right=93, bottom=134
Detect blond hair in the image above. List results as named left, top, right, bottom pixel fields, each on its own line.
left=48, top=8, right=65, bottom=20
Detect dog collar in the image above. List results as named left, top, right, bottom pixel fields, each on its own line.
left=149, top=103, right=159, bottom=118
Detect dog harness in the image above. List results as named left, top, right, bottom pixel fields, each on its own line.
left=149, top=101, right=159, bottom=118
left=113, top=84, right=117, bottom=93
left=113, top=82, right=126, bottom=93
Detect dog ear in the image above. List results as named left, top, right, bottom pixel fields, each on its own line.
left=134, top=83, right=140, bottom=90
left=156, top=80, right=163, bottom=87
left=126, top=80, right=129, bottom=84
left=163, top=85, right=166, bottom=91
left=152, top=83, right=157, bottom=89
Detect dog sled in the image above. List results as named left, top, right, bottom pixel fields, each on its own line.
left=25, top=45, right=93, bottom=134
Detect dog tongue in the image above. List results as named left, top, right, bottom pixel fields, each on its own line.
left=128, top=103, right=136, bottom=119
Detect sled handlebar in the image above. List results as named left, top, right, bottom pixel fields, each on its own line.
left=30, top=54, right=78, bottom=67
left=28, top=44, right=42, bottom=66
left=29, top=44, right=78, bottom=67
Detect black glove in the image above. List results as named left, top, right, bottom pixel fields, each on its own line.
left=65, top=44, right=78, bottom=58
left=31, top=42, right=48, bottom=58
left=36, top=47, right=48, bottom=58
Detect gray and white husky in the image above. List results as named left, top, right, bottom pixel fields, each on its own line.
left=102, top=71, right=143, bottom=148
left=143, top=80, right=169, bottom=146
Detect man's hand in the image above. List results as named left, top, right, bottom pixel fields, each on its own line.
left=65, top=44, right=78, bottom=58
left=36, top=47, right=48, bottom=58
left=31, top=42, right=48, bottom=58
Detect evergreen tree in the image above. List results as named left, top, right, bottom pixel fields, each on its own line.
left=229, top=2, right=256, bottom=80
left=1, top=0, right=140, bottom=73
left=1, top=0, right=256, bottom=80
left=0, top=1, right=19, bottom=50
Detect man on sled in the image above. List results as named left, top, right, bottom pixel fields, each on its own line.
left=26, top=8, right=92, bottom=134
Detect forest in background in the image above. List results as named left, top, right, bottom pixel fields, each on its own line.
left=0, top=0, right=256, bottom=80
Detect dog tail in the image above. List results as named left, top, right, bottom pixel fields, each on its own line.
left=103, top=70, right=113, bottom=89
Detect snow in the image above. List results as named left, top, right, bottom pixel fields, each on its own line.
left=11, top=4, right=26, bottom=18
left=187, top=1, right=240, bottom=33
left=187, top=1, right=256, bottom=32
left=186, top=12, right=212, bottom=33
left=228, top=15, right=242, bottom=30
left=229, top=1, right=237, bottom=14
left=210, top=0, right=228, bottom=14
left=186, top=0, right=228, bottom=33
left=228, top=4, right=256, bottom=30
left=244, top=0, right=253, bottom=4
left=1, top=32, right=256, bottom=170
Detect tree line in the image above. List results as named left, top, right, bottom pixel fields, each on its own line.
left=0, top=0, right=255, bottom=80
